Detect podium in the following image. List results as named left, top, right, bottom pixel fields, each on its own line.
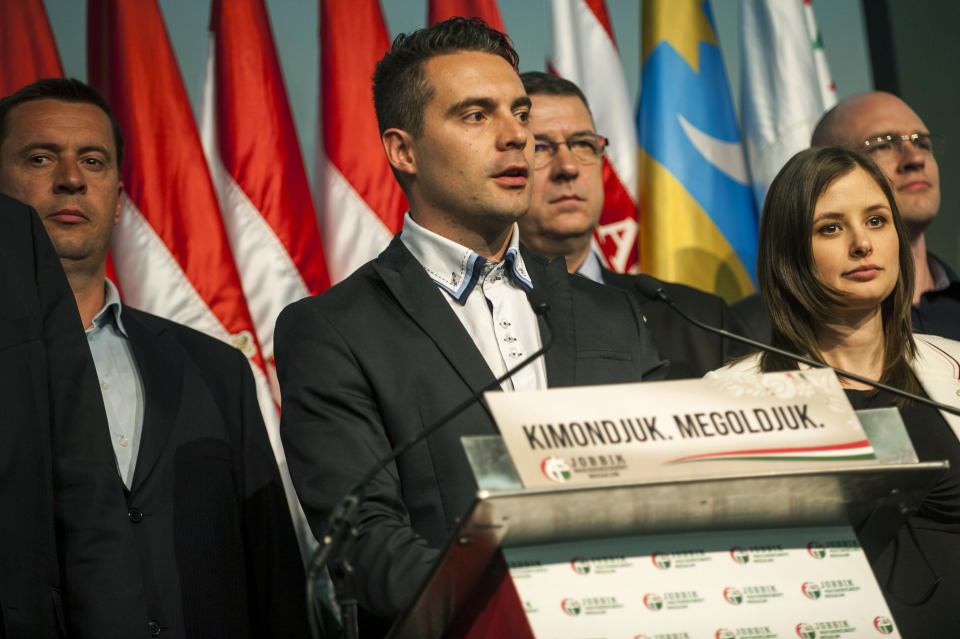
left=387, top=434, right=946, bottom=639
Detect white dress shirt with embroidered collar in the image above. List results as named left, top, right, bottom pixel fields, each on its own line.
left=400, top=212, right=547, bottom=391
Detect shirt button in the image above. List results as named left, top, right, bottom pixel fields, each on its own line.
left=510, top=351, right=522, bottom=359
left=500, top=320, right=511, bottom=328
left=101, top=380, right=110, bottom=390
left=128, top=507, right=143, bottom=523
left=119, top=436, right=129, bottom=447
left=148, top=620, right=161, bottom=636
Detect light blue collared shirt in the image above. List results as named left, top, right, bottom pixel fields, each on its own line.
left=86, top=279, right=145, bottom=489
left=576, top=250, right=605, bottom=284
left=400, top=213, right=546, bottom=391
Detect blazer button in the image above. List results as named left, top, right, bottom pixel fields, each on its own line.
left=148, top=620, right=161, bottom=636
left=128, top=507, right=143, bottom=523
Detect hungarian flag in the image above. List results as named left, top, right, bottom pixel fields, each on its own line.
left=200, top=0, right=329, bottom=391
left=319, top=0, right=407, bottom=284
left=549, top=0, right=639, bottom=273
left=428, top=0, right=506, bottom=31
left=198, top=0, right=327, bottom=562
left=0, top=0, right=63, bottom=95
left=86, top=0, right=279, bottom=455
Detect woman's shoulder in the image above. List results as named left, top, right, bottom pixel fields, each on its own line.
left=705, top=352, right=763, bottom=377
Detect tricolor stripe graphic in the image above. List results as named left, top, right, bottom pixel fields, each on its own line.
left=669, top=439, right=875, bottom=464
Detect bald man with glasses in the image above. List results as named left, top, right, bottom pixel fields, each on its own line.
left=735, top=91, right=960, bottom=342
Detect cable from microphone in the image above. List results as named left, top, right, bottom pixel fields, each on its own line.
left=632, top=274, right=960, bottom=418
left=305, top=298, right=554, bottom=639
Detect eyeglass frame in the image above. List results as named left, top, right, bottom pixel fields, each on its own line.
left=532, top=133, right=609, bottom=169
left=860, top=132, right=941, bottom=157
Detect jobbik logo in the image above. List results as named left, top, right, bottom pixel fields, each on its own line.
left=801, top=581, right=822, bottom=600
left=715, top=630, right=737, bottom=639
left=541, top=456, right=571, bottom=483
left=729, top=546, right=750, bottom=564
left=651, top=552, right=672, bottom=570
left=723, top=587, right=743, bottom=605
left=643, top=593, right=664, bottom=611
left=570, top=558, right=590, bottom=575
left=560, top=598, right=581, bottom=616
left=796, top=623, right=817, bottom=639
left=807, top=542, right=827, bottom=559
left=873, top=616, right=895, bottom=634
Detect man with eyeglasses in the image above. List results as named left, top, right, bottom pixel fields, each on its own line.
left=734, top=91, right=960, bottom=342
left=518, top=72, right=745, bottom=377
left=276, top=19, right=666, bottom=635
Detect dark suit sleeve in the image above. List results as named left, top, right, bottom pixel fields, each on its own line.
left=276, top=300, right=440, bottom=620
left=0, top=199, right=89, bottom=638
left=230, top=347, right=311, bottom=637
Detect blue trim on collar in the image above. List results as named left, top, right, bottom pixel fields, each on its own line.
left=436, top=253, right=488, bottom=304
left=504, top=247, right=533, bottom=292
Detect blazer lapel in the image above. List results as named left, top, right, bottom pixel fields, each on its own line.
left=913, top=336, right=960, bottom=442
left=523, top=249, right=576, bottom=387
left=123, top=309, right=184, bottom=493
left=374, top=237, right=498, bottom=395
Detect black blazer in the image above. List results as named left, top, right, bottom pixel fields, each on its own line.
left=277, top=237, right=667, bottom=626
left=602, top=268, right=749, bottom=377
left=58, top=307, right=308, bottom=639
left=0, top=195, right=100, bottom=638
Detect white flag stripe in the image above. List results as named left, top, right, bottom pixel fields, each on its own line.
left=550, top=0, right=637, bottom=202
left=321, top=158, right=395, bottom=284
left=200, top=43, right=310, bottom=362
left=740, top=0, right=837, bottom=211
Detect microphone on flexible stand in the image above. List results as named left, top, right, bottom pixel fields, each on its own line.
left=632, top=274, right=960, bottom=418
left=306, top=299, right=554, bottom=639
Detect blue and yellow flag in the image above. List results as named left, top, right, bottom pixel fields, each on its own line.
left=638, top=0, right=757, bottom=302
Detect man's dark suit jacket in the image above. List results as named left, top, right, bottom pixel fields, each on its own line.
left=602, top=269, right=748, bottom=378
left=277, top=236, right=668, bottom=629
left=57, top=307, right=308, bottom=639
left=0, top=194, right=102, bottom=638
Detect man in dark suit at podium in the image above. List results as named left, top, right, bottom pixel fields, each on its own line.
left=0, top=79, right=307, bottom=638
left=276, top=18, right=666, bottom=635
left=517, top=71, right=745, bottom=378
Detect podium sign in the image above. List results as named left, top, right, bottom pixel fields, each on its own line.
left=486, top=369, right=874, bottom=489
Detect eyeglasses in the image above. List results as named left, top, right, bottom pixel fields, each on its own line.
left=533, top=134, right=608, bottom=169
left=861, top=132, right=942, bottom=158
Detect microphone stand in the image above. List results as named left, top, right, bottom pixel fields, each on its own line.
left=307, top=302, right=554, bottom=639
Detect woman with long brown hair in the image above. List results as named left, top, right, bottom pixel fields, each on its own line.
left=714, top=146, right=960, bottom=636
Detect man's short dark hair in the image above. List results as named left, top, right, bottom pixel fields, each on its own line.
left=519, top=71, right=593, bottom=120
left=0, top=78, right=125, bottom=168
left=372, top=17, right=519, bottom=138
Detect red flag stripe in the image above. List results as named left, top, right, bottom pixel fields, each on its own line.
left=428, top=0, right=506, bottom=31
left=0, top=0, right=63, bottom=96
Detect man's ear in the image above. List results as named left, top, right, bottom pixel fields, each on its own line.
left=381, top=128, right=416, bottom=177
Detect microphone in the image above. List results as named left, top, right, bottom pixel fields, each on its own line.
left=306, top=300, right=554, bottom=639
left=633, top=274, right=960, bottom=418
